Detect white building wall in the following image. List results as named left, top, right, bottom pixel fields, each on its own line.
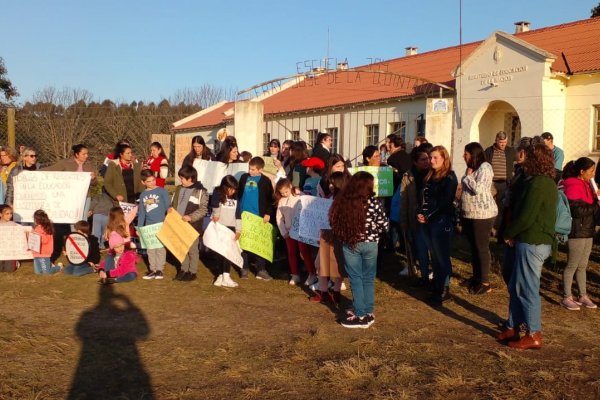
left=563, top=73, right=600, bottom=162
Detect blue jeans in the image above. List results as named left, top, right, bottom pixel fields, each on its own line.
left=342, top=241, right=378, bottom=317
left=33, top=257, right=61, bottom=275
left=113, top=272, right=137, bottom=283
left=414, top=224, right=431, bottom=279
left=421, top=216, right=454, bottom=291
left=64, top=263, right=95, bottom=276
left=507, top=242, right=551, bottom=333
left=92, top=214, right=108, bottom=249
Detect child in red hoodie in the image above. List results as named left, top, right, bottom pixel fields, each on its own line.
left=32, top=210, right=62, bottom=275
left=98, top=231, right=138, bottom=284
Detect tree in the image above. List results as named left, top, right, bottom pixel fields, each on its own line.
left=0, top=57, right=18, bottom=102
left=592, top=2, right=600, bottom=17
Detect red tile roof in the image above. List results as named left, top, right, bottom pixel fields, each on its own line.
left=173, top=101, right=234, bottom=131
left=173, top=17, right=600, bottom=130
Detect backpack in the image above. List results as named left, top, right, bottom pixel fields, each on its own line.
left=555, top=189, right=572, bottom=244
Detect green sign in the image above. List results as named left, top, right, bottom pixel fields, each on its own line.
left=348, top=166, right=394, bottom=197
left=136, top=223, right=164, bottom=249
left=239, top=212, right=275, bottom=262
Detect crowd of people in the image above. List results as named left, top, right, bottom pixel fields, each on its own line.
left=0, top=129, right=598, bottom=345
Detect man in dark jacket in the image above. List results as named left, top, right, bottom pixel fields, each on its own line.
left=484, top=131, right=516, bottom=233
left=311, top=133, right=332, bottom=164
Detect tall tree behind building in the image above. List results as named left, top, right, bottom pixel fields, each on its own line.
left=592, top=2, right=600, bottom=17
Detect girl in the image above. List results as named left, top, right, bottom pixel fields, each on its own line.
left=182, top=135, right=215, bottom=169
left=103, top=206, right=132, bottom=271
left=211, top=175, right=240, bottom=287
left=330, top=171, right=388, bottom=328
left=31, top=210, right=62, bottom=275
left=143, top=142, right=169, bottom=188
left=460, top=142, right=498, bottom=295
left=97, top=231, right=138, bottom=284
left=560, top=157, right=598, bottom=310
left=275, top=178, right=317, bottom=286
left=0, top=204, right=18, bottom=272
left=318, top=154, right=350, bottom=198
left=416, top=146, right=458, bottom=305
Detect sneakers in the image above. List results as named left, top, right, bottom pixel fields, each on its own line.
left=154, top=271, right=164, bottom=280
left=181, top=272, right=196, bottom=282
left=577, top=295, right=597, bottom=309
left=174, top=270, right=186, bottom=281
left=143, top=271, right=157, bottom=280
left=365, top=313, right=375, bottom=327
left=240, top=268, right=249, bottom=279
left=561, top=296, right=581, bottom=311
left=340, top=314, right=370, bottom=329
left=256, top=270, right=273, bottom=281
left=289, top=274, right=301, bottom=286
left=214, top=274, right=223, bottom=286
left=304, top=273, right=318, bottom=287
left=221, top=274, right=239, bottom=288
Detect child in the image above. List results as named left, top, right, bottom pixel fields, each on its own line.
left=137, top=169, right=171, bottom=280
left=97, top=231, right=138, bottom=284
left=235, top=157, right=274, bottom=280
left=0, top=204, right=19, bottom=272
left=301, top=157, right=325, bottom=196
left=103, top=206, right=131, bottom=270
left=275, top=179, right=317, bottom=286
left=31, top=209, right=62, bottom=275
left=211, top=175, right=239, bottom=287
left=171, top=165, right=208, bottom=282
left=63, top=220, right=101, bottom=276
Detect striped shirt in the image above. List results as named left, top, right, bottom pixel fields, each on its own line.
left=490, top=147, right=507, bottom=181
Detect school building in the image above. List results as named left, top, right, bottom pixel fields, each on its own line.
left=171, top=17, right=600, bottom=171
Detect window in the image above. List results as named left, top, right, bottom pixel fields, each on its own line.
left=307, top=129, right=319, bottom=147
left=365, top=124, right=379, bottom=146
left=594, top=105, right=600, bottom=151
left=416, top=114, right=425, bottom=136
left=263, top=132, right=271, bottom=154
left=291, top=130, right=300, bottom=141
left=389, top=121, right=406, bottom=141
left=326, top=127, right=339, bottom=153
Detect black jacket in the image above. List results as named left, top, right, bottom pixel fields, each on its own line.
left=235, top=173, right=274, bottom=220
left=311, top=144, right=331, bottom=164
left=386, top=150, right=412, bottom=191
left=417, top=171, right=458, bottom=223
left=568, top=200, right=598, bottom=239
left=484, top=145, right=516, bottom=180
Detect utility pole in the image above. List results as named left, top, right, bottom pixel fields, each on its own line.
left=7, top=107, right=16, bottom=148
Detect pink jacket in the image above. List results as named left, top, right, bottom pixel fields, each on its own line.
left=276, top=195, right=301, bottom=238
left=562, top=177, right=594, bottom=204
left=31, top=225, right=53, bottom=258
left=100, top=250, right=138, bottom=279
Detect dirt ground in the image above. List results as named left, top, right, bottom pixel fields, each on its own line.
left=1, top=234, right=599, bottom=400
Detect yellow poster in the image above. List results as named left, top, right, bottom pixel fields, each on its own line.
left=156, top=210, right=200, bottom=263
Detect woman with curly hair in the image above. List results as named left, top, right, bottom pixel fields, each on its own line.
left=330, top=171, right=388, bottom=328
left=496, top=144, right=557, bottom=350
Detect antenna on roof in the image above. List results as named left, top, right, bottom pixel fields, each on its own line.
left=326, top=26, right=330, bottom=71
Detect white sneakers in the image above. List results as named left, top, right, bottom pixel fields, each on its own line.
left=304, top=273, right=318, bottom=287
left=289, top=274, right=301, bottom=285
left=214, top=273, right=238, bottom=288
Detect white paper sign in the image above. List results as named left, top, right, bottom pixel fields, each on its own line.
left=192, top=160, right=248, bottom=194
left=119, top=202, right=138, bottom=225
left=27, top=231, right=41, bottom=253
left=299, top=196, right=332, bottom=243
left=0, top=225, right=33, bottom=260
left=202, top=221, right=244, bottom=268
left=64, top=233, right=90, bottom=265
left=13, top=171, right=91, bottom=223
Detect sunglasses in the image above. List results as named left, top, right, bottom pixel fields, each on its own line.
left=26, top=154, right=38, bottom=158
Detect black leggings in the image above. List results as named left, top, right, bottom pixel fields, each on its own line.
left=462, top=217, right=494, bottom=284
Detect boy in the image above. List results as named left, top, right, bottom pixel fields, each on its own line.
left=63, top=220, right=101, bottom=276
left=235, top=157, right=274, bottom=280
left=138, top=169, right=171, bottom=280
left=301, top=157, right=325, bottom=196
left=171, top=165, right=208, bottom=282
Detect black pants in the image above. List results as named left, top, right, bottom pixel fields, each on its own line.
left=51, top=223, right=72, bottom=263
left=242, top=251, right=267, bottom=273
left=462, top=217, right=494, bottom=284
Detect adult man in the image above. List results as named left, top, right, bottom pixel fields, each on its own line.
left=540, top=132, right=564, bottom=182
left=385, top=134, right=411, bottom=181
left=311, top=133, right=332, bottom=164
left=484, top=131, right=516, bottom=233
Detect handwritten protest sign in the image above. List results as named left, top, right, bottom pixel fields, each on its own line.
left=119, top=202, right=138, bottom=225
left=289, top=205, right=319, bottom=247
left=348, top=166, right=394, bottom=197
left=27, top=231, right=41, bottom=253
left=0, top=225, right=33, bottom=260
left=136, top=223, right=164, bottom=250
left=203, top=221, right=244, bottom=268
left=64, top=233, right=90, bottom=265
left=239, top=211, right=275, bottom=262
left=13, top=171, right=91, bottom=223
left=299, top=196, right=332, bottom=243
left=156, top=210, right=200, bottom=263
left=260, top=156, right=279, bottom=176
left=193, top=159, right=248, bottom=193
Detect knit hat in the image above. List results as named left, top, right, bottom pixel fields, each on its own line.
left=108, top=231, right=126, bottom=249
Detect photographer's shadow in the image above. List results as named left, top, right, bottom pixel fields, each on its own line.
left=68, top=285, right=154, bottom=400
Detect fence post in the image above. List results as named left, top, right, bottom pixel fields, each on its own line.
left=7, top=107, right=16, bottom=148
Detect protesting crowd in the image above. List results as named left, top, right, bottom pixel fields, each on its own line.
left=1, top=129, right=599, bottom=349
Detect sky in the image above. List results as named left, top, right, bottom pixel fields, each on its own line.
left=1, top=0, right=598, bottom=104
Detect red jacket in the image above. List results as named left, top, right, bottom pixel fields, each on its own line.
left=100, top=250, right=138, bottom=279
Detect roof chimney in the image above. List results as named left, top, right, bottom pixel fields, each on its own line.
left=405, top=46, right=418, bottom=56
left=514, top=21, right=531, bottom=33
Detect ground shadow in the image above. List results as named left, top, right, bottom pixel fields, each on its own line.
left=68, top=285, right=154, bottom=400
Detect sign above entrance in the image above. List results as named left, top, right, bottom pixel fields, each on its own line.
left=468, top=65, right=529, bottom=86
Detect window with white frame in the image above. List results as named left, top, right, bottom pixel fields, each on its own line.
left=326, top=127, right=339, bottom=153
left=307, top=129, right=319, bottom=147
left=365, top=124, right=379, bottom=146
left=594, top=105, right=600, bottom=151
left=291, top=130, right=300, bottom=141
left=389, top=121, right=406, bottom=142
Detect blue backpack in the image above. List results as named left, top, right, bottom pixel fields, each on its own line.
left=555, top=189, right=572, bottom=244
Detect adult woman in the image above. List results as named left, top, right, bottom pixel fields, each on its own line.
left=497, top=144, right=557, bottom=350
left=103, top=143, right=143, bottom=205
left=400, top=145, right=432, bottom=286
left=265, top=139, right=282, bottom=160
left=216, top=136, right=239, bottom=164
left=318, top=154, right=351, bottom=198
left=330, top=171, right=388, bottom=328
left=217, top=144, right=240, bottom=164
left=416, top=145, right=458, bottom=305
left=460, top=142, right=498, bottom=294
left=182, top=135, right=214, bottom=169
left=143, top=142, right=169, bottom=187
left=362, top=145, right=381, bottom=167
left=560, top=157, right=598, bottom=310
left=6, top=147, right=41, bottom=205
left=1, top=146, right=18, bottom=203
